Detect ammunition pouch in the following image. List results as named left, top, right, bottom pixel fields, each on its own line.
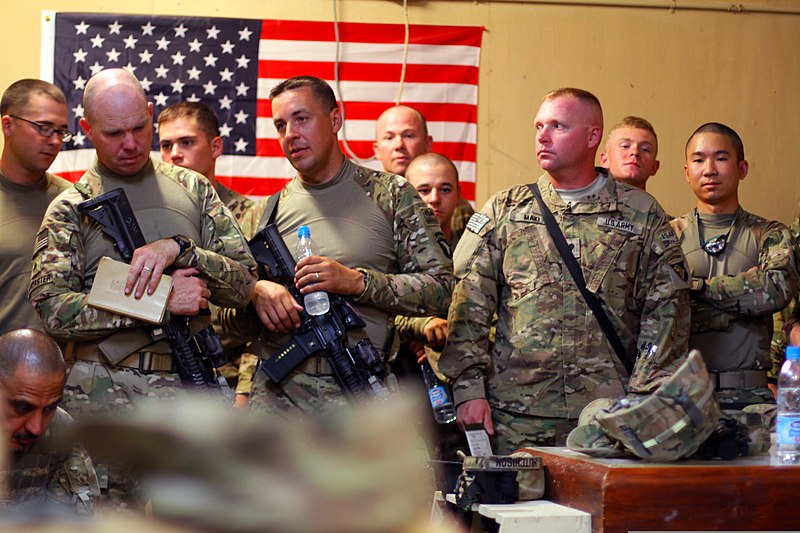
left=66, top=342, right=175, bottom=373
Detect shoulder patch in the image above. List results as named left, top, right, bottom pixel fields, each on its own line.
left=33, top=230, right=48, bottom=256
left=668, top=253, right=689, bottom=283
left=597, top=216, right=643, bottom=235
left=652, top=228, right=680, bottom=255
left=420, top=207, right=440, bottom=227
left=466, top=213, right=490, bottom=234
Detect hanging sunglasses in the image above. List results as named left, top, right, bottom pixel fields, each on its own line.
left=701, top=233, right=730, bottom=255
left=696, top=209, right=737, bottom=257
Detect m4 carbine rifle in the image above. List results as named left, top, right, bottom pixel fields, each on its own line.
left=248, top=224, right=389, bottom=402
left=77, top=187, right=234, bottom=400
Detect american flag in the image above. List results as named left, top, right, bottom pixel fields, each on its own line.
left=42, top=13, right=483, bottom=201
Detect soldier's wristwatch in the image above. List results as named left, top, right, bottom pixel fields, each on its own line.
left=171, top=234, right=193, bottom=259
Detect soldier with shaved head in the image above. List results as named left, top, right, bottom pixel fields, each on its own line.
left=29, top=68, right=256, bottom=509
left=0, top=329, right=99, bottom=515
left=28, top=68, right=256, bottom=418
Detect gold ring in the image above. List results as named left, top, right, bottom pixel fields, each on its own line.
left=315, top=272, right=320, bottom=281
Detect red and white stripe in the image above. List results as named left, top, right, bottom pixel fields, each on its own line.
left=50, top=19, right=483, bottom=201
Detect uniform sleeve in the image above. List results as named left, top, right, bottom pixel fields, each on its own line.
left=770, top=213, right=800, bottom=381
left=439, top=206, right=501, bottom=406
left=698, top=222, right=798, bottom=316
left=354, top=182, right=454, bottom=317
left=689, top=299, right=732, bottom=333
left=627, top=213, right=692, bottom=394
left=49, top=445, right=100, bottom=516
left=176, top=178, right=257, bottom=308
left=29, top=194, right=143, bottom=342
left=395, top=315, right=434, bottom=341
left=770, top=303, right=793, bottom=383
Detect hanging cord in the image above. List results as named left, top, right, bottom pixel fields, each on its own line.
left=332, top=0, right=411, bottom=163
left=395, top=0, right=410, bottom=104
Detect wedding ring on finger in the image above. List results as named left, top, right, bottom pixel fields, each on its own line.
left=142, top=265, right=153, bottom=273
left=315, top=272, right=320, bottom=281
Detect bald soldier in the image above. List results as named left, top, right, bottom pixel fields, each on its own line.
left=28, top=68, right=256, bottom=417
left=0, top=80, right=72, bottom=334
left=373, top=105, right=474, bottom=239
left=0, top=329, right=99, bottom=515
left=599, top=116, right=661, bottom=191
left=440, top=88, right=690, bottom=453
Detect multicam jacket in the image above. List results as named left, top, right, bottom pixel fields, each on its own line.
left=440, top=170, right=691, bottom=419
left=28, top=158, right=256, bottom=344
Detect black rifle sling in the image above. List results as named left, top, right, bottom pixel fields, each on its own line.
left=256, top=189, right=282, bottom=234
left=527, top=184, right=634, bottom=375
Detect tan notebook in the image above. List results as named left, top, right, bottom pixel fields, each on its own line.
left=88, top=256, right=172, bottom=324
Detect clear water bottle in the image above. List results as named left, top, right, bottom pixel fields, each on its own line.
left=420, top=359, right=456, bottom=424
left=295, top=225, right=330, bottom=316
left=773, top=345, right=800, bottom=465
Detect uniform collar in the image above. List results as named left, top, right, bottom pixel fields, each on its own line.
left=536, top=167, right=619, bottom=214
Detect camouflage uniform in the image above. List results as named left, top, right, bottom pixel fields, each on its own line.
left=222, top=158, right=453, bottom=415
left=211, top=181, right=257, bottom=388
left=0, top=171, right=70, bottom=335
left=450, top=197, right=475, bottom=245
left=439, top=170, right=691, bottom=453
left=673, top=207, right=799, bottom=407
left=769, top=206, right=800, bottom=378
left=28, top=157, right=256, bottom=417
left=2, top=407, right=99, bottom=516
left=215, top=181, right=254, bottom=223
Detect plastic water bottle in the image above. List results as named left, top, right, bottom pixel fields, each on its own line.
left=773, top=345, right=800, bottom=465
left=295, top=225, right=330, bottom=316
left=420, top=359, right=456, bottom=424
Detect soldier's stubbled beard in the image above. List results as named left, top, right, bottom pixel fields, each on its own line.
left=10, top=430, right=39, bottom=454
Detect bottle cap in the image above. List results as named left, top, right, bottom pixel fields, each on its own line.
left=297, top=225, right=310, bottom=238
left=787, top=346, right=800, bottom=361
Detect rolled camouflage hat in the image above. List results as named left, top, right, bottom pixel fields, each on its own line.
left=566, top=398, right=627, bottom=458
left=568, top=350, right=721, bottom=462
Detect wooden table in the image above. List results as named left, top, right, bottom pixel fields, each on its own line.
left=529, top=447, right=800, bottom=532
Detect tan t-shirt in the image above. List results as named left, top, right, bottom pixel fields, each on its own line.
left=0, top=171, right=70, bottom=334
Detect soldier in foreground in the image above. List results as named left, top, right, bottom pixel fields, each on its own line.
left=0, top=329, right=98, bottom=515
left=440, top=88, right=690, bottom=453
left=222, top=76, right=453, bottom=416
left=671, top=123, right=798, bottom=408
left=0, top=79, right=72, bottom=334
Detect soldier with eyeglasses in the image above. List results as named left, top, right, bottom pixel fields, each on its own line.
left=671, top=122, right=799, bottom=409
left=0, top=79, right=73, bottom=334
